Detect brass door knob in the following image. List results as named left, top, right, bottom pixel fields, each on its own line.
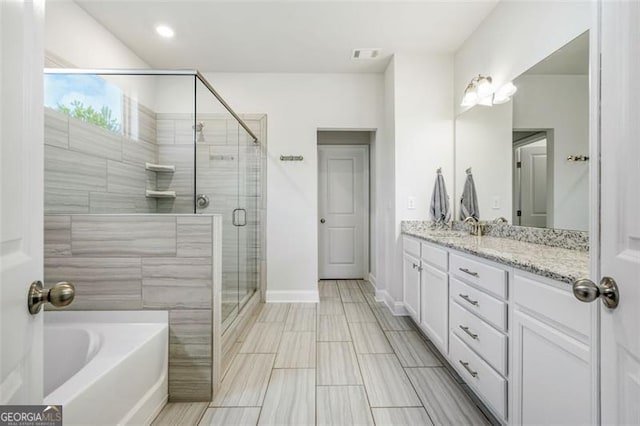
left=28, top=280, right=75, bottom=315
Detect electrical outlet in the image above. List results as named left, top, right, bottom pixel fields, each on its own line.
left=492, top=196, right=500, bottom=209
left=408, top=197, right=416, bottom=210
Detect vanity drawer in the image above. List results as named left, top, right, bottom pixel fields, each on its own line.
left=450, top=254, right=507, bottom=299
left=421, top=243, right=448, bottom=271
left=403, top=236, right=421, bottom=258
left=451, top=278, right=507, bottom=331
left=450, top=333, right=507, bottom=419
left=513, top=272, right=591, bottom=338
left=450, top=301, right=507, bottom=375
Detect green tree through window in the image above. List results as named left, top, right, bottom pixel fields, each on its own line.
left=56, top=100, right=121, bottom=132
left=45, top=73, right=123, bottom=134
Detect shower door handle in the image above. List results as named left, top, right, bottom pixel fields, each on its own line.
left=232, top=208, right=247, bottom=227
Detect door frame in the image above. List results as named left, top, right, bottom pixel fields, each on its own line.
left=588, top=5, right=602, bottom=424
left=317, top=144, right=370, bottom=280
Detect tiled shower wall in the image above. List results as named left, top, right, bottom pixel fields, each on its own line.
left=44, top=103, right=158, bottom=214
left=44, top=214, right=222, bottom=402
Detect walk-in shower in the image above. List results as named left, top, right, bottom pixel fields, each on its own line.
left=43, top=69, right=265, bottom=341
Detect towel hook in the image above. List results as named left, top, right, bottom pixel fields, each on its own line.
left=466, top=167, right=472, bottom=175
left=436, top=167, right=442, bottom=174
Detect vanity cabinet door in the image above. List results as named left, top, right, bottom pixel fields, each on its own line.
left=402, top=252, right=421, bottom=323
left=511, top=309, right=591, bottom=426
left=420, top=263, right=448, bottom=353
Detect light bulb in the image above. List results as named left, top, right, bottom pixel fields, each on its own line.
left=493, top=82, right=517, bottom=104
left=477, top=95, right=493, bottom=106
left=461, top=90, right=478, bottom=107
left=476, top=76, right=494, bottom=98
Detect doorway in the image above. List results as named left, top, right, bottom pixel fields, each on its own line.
left=317, top=132, right=371, bottom=279
left=513, top=130, right=553, bottom=228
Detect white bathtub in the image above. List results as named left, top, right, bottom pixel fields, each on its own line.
left=43, top=311, right=168, bottom=425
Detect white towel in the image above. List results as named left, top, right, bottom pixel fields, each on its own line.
left=459, top=172, right=480, bottom=220
left=430, top=171, right=451, bottom=223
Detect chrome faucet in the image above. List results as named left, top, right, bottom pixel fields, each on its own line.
left=463, top=216, right=484, bottom=236
left=493, top=217, right=508, bottom=224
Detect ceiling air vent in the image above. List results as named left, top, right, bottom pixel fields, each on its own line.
left=352, top=48, right=381, bottom=60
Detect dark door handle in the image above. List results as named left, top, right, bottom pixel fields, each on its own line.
left=320, top=218, right=326, bottom=224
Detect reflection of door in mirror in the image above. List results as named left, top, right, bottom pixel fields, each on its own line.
left=513, top=131, right=551, bottom=228
left=511, top=31, right=589, bottom=231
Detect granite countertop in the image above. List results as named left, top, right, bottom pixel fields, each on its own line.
left=402, top=225, right=589, bottom=285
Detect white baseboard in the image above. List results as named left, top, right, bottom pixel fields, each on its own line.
left=374, top=289, right=408, bottom=316
left=367, top=273, right=377, bottom=288
left=265, top=290, right=319, bottom=303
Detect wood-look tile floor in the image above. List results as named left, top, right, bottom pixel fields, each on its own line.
left=153, top=280, right=496, bottom=426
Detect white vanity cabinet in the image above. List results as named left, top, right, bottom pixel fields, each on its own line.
left=419, top=243, right=449, bottom=353
left=448, top=253, right=509, bottom=420
left=400, top=234, right=595, bottom=425
left=510, top=271, right=595, bottom=426
left=402, top=237, right=421, bottom=323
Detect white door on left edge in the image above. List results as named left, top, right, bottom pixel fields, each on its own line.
left=0, top=0, right=45, bottom=404
left=318, top=145, right=368, bottom=279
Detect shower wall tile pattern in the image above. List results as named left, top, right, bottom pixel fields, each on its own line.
left=44, top=214, right=222, bottom=402
left=44, top=107, right=158, bottom=214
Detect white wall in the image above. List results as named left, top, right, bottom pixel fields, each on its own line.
left=45, top=0, right=157, bottom=107
left=454, top=1, right=591, bottom=115
left=513, top=74, right=589, bottom=231
left=194, top=73, right=386, bottom=301
left=378, top=59, right=396, bottom=300
left=388, top=54, right=455, bottom=305
left=455, top=102, right=513, bottom=221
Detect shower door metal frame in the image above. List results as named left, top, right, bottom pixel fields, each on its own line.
left=43, top=68, right=259, bottom=143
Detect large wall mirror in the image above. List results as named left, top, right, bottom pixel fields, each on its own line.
left=454, top=31, right=589, bottom=231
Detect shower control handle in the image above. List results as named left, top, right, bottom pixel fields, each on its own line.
left=196, top=194, right=210, bottom=209
left=28, top=280, right=75, bottom=315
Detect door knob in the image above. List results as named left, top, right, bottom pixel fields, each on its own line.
left=573, top=276, right=619, bottom=309
left=28, top=280, right=75, bottom=315
left=320, top=218, right=326, bottom=224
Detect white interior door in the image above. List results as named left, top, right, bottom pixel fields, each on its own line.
left=599, top=2, right=640, bottom=424
left=517, top=142, right=547, bottom=228
left=318, top=145, right=368, bottom=279
left=0, top=0, right=45, bottom=404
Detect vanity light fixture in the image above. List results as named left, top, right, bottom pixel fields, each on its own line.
left=460, top=75, right=492, bottom=107
left=493, top=81, right=518, bottom=104
left=460, top=75, right=517, bottom=107
left=461, top=81, right=480, bottom=107
left=155, top=24, right=175, bottom=38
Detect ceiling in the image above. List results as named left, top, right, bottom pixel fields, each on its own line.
left=75, top=0, right=500, bottom=73
left=524, top=31, right=589, bottom=76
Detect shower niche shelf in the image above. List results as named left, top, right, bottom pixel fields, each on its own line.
left=145, top=190, right=176, bottom=199
left=145, top=162, right=176, bottom=173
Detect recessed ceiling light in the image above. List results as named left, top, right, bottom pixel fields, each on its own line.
left=352, top=48, right=381, bottom=60
left=155, top=24, right=175, bottom=38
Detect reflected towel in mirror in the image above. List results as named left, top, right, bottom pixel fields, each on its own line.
left=430, top=169, right=451, bottom=223
left=459, top=171, right=480, bottom=220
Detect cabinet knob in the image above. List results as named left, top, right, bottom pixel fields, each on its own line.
left=573, top=276, right=619, bottom=309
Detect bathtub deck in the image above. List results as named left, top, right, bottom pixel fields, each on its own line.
left=152, top=280, right=496, bottom=425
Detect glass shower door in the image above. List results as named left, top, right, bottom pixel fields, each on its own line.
left=194, top=78, right=259, bottom=329
left=237, top=124, right=259, bottom=311
left=195, top=79, right=240, bottom=328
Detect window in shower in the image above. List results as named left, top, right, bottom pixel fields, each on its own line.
left=44, top=73, right=123, bottom=134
